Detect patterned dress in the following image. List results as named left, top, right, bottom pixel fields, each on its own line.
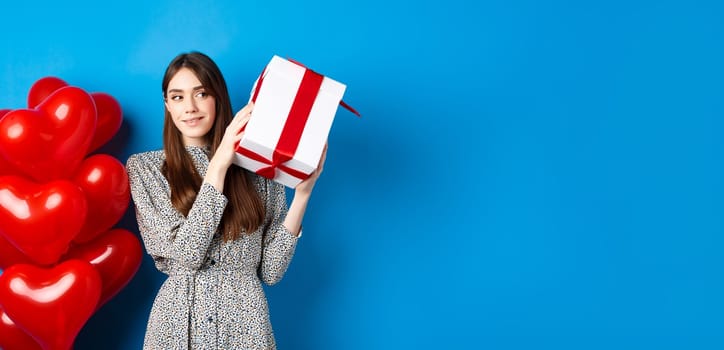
left=126, top=145, right=299, bottom=350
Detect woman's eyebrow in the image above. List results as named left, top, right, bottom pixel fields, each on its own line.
left=167, top=85, right=204, bottom=93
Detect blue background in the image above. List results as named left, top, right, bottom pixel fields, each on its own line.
left=1, top=0, right=724, bottom=349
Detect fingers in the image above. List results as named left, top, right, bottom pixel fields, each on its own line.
left=234, top=102, right=254, bottom=120
left=234, top=114, right=251, bottom=135
left=233, top=110, right=251, bottom=122
left=231, top=128, right=245, bottom=146
left=316, top=142, right=328, bottom=173
left=232, top=103, right=254, bottom=134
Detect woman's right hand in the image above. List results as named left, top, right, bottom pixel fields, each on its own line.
left=204, top=102, right=254, bottom=191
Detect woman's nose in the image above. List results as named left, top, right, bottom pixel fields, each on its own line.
left=184, top=97, right=198, bottom=113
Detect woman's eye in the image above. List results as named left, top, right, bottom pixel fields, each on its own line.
left=170, top=95, right=182, bottom=101
left=195, top=91, right=208, bottom=99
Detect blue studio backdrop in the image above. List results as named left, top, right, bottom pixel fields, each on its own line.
left=1, top=0, right=724, bottom=349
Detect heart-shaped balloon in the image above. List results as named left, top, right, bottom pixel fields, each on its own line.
left=0, top=86, right=97, bottom=182
left=0, top=235, right=32, bottom=269
left=0, top=307, right=42, bottom=350
left=0, top=158, right=19, bottom=176
left=0, top=154, right=19, bottom=176
left=0, top=259, right=101, bottom=350
left=88, top=92, right=123, bottom=153
left=0, top=158, right=15, bottom=176
left=71, top=154, right=130, bottom=243
left=0, top=176, right=87, bottom=266
left=27, top=76, right=69, bottom=109
left=0, top=109, right=19, bottom=177
left=64, top=228, right=142, bottom=309
left=25, top=77, right=123, bottom=154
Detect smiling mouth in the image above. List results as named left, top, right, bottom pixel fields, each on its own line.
left=183, top=116, right=204, bottom=125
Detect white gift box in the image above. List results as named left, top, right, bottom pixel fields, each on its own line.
left=233, top=55, right=357, bottom=188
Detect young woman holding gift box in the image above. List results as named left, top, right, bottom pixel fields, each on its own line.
left=126, top=51, right=324, bottom=349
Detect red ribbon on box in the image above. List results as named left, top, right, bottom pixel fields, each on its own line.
left=235, top=58, right=359, bottom=182
left=286, top=58, right=361, bottom=117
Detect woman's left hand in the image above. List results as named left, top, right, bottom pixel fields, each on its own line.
left=295, top=142, right=327, bottom=196
left=204, top=103, right=253, bottom=191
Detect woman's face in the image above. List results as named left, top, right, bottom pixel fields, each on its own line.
left=165, top=67, right=216, bottom=147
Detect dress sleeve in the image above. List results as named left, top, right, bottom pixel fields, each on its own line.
left=258, top=179, right=299, bottom=285
left=126, top=154, right=228, bottom=273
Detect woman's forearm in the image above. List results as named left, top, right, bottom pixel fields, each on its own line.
left=283, top=191, right=310, bottom=236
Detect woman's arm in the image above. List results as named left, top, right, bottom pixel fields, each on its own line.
left=283, top=143, right=327, bottom=235
left=205, top=103, right=253, bottom=192
left=259, top=144, right=327, bottom=284
left=126, top=154, right=227, bottom=273
left=259, top=180, right=299, bottom=285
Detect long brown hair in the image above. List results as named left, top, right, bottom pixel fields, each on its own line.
left=161, top=51, right=265, bottom=241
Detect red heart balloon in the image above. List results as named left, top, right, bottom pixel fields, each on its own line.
left=0, top=260, right=101, bottom=350
left=0, top=162, right=19, bottom=177
left=64, top=228, right=142, bottom=309
left=0, top=86, right=97, bottom=182
left=25, top=77, right=123, bottom=155
left=0, top=235, right=33, bottom=269
left=0, top=104, right=16, bottom=185
left=0, top=109, right=20, bottom=177
left=0, top=155, right=19, bottom=177
left=71, top=154, right=130, bottom=243
left=0, top=307, right=42, bottom=350
left=0, top=176, right=87, bottom=266
left=27, top=76, right=69, bottom=109
left=88, top=92, right=123, bottom=153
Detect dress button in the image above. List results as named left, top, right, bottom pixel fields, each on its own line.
left=210, top=259, right=216, bottom=266
left=207, top=316, right=213, bottom=323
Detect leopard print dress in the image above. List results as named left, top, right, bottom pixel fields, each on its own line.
left=126, top=145, right=299, bottom=350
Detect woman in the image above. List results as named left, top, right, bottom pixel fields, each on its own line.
left=126, top=51, right=324, bottom=349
